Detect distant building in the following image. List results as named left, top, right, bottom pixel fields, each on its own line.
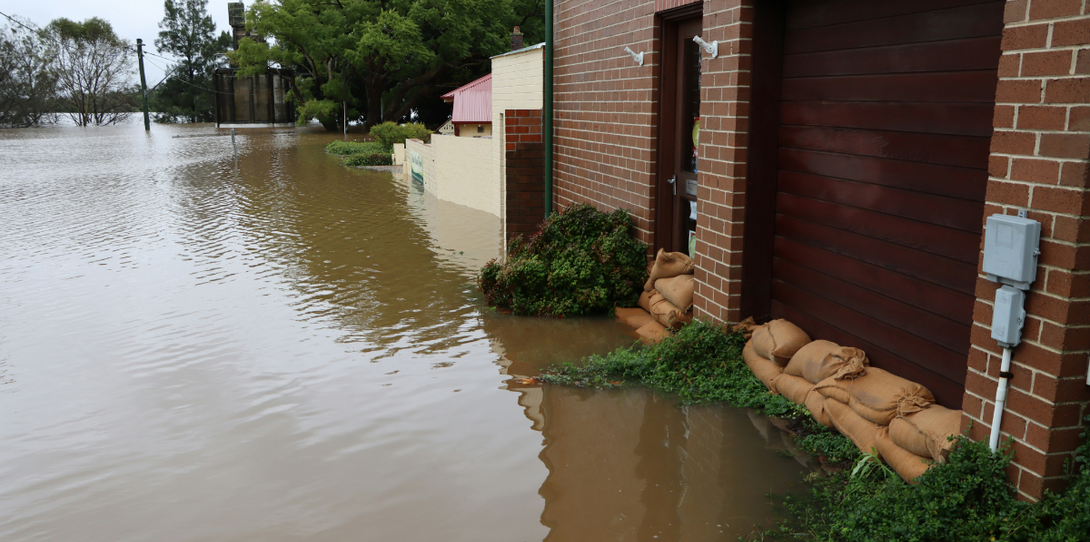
left=213, top=68, right=296, bottom=127
left=441, top=74, right=492, bottom=137
left=214, top=2, right=294, bottom=128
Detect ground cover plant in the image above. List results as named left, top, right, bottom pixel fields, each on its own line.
left=477, top=203, right=648, bottom=317
left=324, top=140, right=393, bottom=167
left=539, top=320, right=1090, bottom=541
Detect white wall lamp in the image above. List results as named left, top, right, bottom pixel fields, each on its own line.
left=623, top=46, right=644, bottom=66
left=692, top=35, right=718, bottom=59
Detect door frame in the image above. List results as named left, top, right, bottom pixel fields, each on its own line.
left=654, top=4, right=703, bottom=255
left=739, top=0, right=787, bottom=320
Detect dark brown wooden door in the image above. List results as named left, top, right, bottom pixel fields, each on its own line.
left=656, top=13, right=702, bottom=256
left=766, top=0, right=1004, bottom=407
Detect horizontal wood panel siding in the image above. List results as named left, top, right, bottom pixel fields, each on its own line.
left=769, top=0, right=1003, bottom=407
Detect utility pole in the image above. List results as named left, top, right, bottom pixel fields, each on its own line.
left=342, top=65, right=347, bottom=136
left=137, top=39, right=150, bottom=131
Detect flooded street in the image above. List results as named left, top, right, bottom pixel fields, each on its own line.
left=0, top=125, right=807, bottom=541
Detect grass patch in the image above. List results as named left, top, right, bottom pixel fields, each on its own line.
left=325, top=140, right=390, bottom=156
left=540, top=319, right=1090, bottom=540
left=538, top=319, right=858, bottom=462
left=343, top=153, right=393, bottom=166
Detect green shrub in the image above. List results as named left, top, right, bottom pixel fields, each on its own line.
left=343, top=153, right=393, bottom=166
left=325, top=140, right=390, bottom=156
left=541, top=319, right=1090, bottom=540
left=477, top=203, right=649, bottom=317
left=369, top=121, right=432, bottom=147
left=538, top=319, right=858, bottom=462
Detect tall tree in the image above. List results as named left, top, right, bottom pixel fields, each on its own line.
left=0, top=18, right=58, bottom=128
left=153, top=0, right=233, bottom=123
left=44, top=18, right=135, bottom=127
left=231, top=0, right=532, bottom=131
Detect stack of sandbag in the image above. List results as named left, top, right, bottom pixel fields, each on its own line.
left=628, top=249, right=696, bottom=342
left=737, top=318, right=964, bottom=483
left=643, top=249, right=695, bottom=329
left=774, top=340, right=868, bottom=428
left=877, top=404, right=963, bottom=481
left=738, top=318, right=811, bottom=390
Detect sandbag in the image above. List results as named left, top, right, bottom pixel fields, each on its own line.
left=643, top=249, right=694, bottom=291
left=637, top=290, right=653, bottom=312
left=743, top=342, right=782, bottom=392
left=813, top=367, right=935, bottom=426
left=784, top=340, right=867, bottom=384
left=875, top=426, right=931, bottom=483
left=732, top=316, right=758, bottom=340
left=615, top=307, right=654, bottom=330
left=889, top=406, right=962, bottom=463
left=655, top=274, right=695, bottom=312
left=750, top=319, right=811, bottom=365
left=825, top=398, right=881, bottom=456
left=648, top=290, right=690, bottom=330
left=804, top=388, right=833, bottom=427
left=636, top=320, right=670, bottom=344
left=771, top=372, right=813, bottom=405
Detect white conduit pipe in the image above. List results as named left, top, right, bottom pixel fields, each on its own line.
left=988, top=347, right=1014, bottom=452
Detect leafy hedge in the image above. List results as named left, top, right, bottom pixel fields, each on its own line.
left=369, top=121, right=431, bottom=147
left=325, top=140, right=389, bottom=156
left=477, top=203, right=649, bottom=317
left=343, top=153, right=393, bottom=166
left=540, top=320, right=1090, bottom=541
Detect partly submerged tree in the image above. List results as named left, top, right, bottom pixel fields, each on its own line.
left=152, top=0, right=233, bottom=123
left=44, top=17, right=135, bottom=126
left=231, top=0, right=533, bottom=131
left=0, top=18, right=58, bottom=128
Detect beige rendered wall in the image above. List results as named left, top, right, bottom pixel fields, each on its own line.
left=493, top=46, right=545, bottom=243
left=430, top=134, right=495, bottom=215
left=404, top=138, right=435, bottom=185
left=458, top=123, right=493, bottom=137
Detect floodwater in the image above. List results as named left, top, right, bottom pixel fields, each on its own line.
left=0, top=124, right=809, bottom=541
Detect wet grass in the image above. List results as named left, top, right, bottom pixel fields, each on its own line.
left=538, top=319, right=860, bottom=463
left=540, top=319, right=1090, bottom=541
left=325, top=141, right=393, bottom=167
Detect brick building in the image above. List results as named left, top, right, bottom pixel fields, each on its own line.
left=549, top=0, right=1090, bottom=499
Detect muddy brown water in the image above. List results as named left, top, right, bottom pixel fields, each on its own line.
left=0, top=125, right=809, bottom=541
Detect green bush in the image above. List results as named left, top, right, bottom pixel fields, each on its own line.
left=477, top=203, right=649, bottom=317
left=343, top=153, right=393, bottom=166
left=538, top=319, right=858, bottom=462
left=541, top=319, right=1090, bottom=540
left=369, top=121, right=431, bottom=147
left=325, top=140, right=390, bottom=156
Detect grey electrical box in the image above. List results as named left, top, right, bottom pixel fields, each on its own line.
left=982, top=214, right=1041, bottom=290
left=991, top=285, right=1027, bottom=348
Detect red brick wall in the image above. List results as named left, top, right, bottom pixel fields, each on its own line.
left=506, top=110, right=546, bottom=242
left=690, top=0, right=753, bottom=324
left=552, top=0, right=754, bottom=304
left=553, top=0, right=660, bottom=243
left=961, top=0, right=1090, bottom=500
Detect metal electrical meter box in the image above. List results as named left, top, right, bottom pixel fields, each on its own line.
left=982, top=214, right=1041, bottom=290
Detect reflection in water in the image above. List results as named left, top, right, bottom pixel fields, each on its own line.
left=0, top=124, right=808, bottom=542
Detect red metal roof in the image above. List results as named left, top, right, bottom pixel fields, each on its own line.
left=441, top=74, right=491, bottom=124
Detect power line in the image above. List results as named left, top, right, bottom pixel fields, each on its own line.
left=0, top=10, right=38, bottom=33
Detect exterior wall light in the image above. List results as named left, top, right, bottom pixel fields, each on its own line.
left=623, top=46, right=644, bottom=66
left=692, top=35, right=718, bottom=59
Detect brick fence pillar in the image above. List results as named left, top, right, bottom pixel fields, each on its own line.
left=505, top=109, right=546, bottom=243
left=962, top=0, right=1090, bottom=501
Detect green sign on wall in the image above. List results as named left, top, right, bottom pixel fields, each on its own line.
left=410, top=150, right=424, bottom=184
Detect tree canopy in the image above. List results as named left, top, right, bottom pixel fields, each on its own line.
left=152, top=0, right=233, bottom=123
left=230, top=0, right=542, bottom=131
left=0, top=18, right=58, bottom=128
left=44, top=17, right=135, bottom=126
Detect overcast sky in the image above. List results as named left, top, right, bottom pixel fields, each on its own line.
left=0, top=0, right=236, bottom=83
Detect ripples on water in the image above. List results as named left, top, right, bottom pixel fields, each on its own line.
left=0, top=125, right=807, bottom=541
